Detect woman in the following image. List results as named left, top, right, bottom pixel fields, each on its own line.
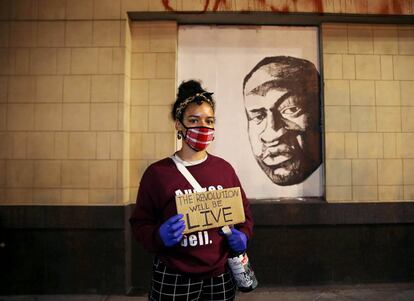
left=129, top=80, right=254, bottom=301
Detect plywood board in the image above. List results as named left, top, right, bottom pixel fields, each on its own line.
left=176, top=187, right=245, bottom=234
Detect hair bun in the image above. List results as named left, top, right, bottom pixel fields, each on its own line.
left=177, top=80, right=203, bottom=100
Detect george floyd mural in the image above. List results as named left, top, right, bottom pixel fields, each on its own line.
left=243, top=56, right=321, bottom=187
left=178, top=25, right=323, bottom=200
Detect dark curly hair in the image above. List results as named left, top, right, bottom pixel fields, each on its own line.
left=172, top=80, right=215, bottom=121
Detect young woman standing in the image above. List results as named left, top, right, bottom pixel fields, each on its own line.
left=129, top=80, right=254, bottom=301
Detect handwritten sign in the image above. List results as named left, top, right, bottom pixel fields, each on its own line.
left=175, top=187, right=245, bottom=234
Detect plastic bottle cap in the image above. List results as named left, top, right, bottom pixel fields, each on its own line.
left=221, top=225, right=232, bottom=237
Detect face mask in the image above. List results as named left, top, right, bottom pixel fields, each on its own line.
left=182, top=126, right=215, bottom=152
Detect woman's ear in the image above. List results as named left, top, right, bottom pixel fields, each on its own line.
left=175, top=120, right=184, bottom=140
left=175, top=119, right=181, bottom=131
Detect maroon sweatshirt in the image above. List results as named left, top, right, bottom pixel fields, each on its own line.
left=129, top=154, right=254, bottom=278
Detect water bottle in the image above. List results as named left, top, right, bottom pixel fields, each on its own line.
left=227, top=252, right=258, bottom=292
left=222, top=226, right=258, bottom=292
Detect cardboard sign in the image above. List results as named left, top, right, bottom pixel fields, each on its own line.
left=175, top=187, right=245, bottom=234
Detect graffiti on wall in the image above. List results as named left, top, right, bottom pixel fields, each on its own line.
left=161, top=0, right=408, bottom=15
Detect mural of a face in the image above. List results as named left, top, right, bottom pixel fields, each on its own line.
left=243, top=56, right=322, bottom=186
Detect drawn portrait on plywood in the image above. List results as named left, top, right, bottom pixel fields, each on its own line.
left=178, top=26, right=323, bottom=200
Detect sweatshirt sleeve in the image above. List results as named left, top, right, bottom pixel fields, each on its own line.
left=232, top=170, right=254, bottom=241
left=129, top=167, right=165, bottom=253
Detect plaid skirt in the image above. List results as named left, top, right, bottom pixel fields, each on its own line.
left=149, top=258, right=236, bottom=301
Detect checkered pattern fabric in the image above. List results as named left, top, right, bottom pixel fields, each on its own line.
left=184, top=127, right=215, bottom=152
left=149, top=258, right=236, bottom=301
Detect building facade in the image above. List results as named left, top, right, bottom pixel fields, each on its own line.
left=0, top=0, right=413, bottom=294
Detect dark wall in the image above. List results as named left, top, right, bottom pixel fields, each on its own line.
left=248, top=202, right=414, bottom=285
left=1, top=229, right=125, bottom=294
left=1, top=203, right=414, bottom=294
left=250, top=224, right=414, bottom=285
left=0, top=206, right=128, bottom=294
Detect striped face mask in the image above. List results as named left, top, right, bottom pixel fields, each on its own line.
left=183, top=126, right=215, bottom=151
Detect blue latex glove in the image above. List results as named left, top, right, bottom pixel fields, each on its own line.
left=227, top=228, right=247, bottom=254
left=159, top=214, right=185, bottom=247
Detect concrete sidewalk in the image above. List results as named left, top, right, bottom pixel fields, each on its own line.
left=1, top=283, right=414, bottom=301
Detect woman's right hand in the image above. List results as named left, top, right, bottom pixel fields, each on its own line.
left=159, top=214, right=185, bottom=247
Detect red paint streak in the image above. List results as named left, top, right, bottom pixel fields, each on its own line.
left=271, top=5, right=289, bottom=13
left=379, top=4, right=389, bottom=14
left=314, top=0, right=323, bottom=13
left=203, top=0, right=210, bottom=12
left=212, top=0, right=227, bottom=11
left=162, top=0, right=174, bottom=11
left=392, top=1, right=403, bottom=14
left=257, top=0, right=269, bottom=10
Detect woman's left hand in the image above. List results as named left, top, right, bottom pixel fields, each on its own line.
left=227, top=228, right=247, bottom=254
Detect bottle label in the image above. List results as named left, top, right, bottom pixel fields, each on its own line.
left=234, top=272, right=254, bottom=287
left=228, top=254, right=254, bottom=288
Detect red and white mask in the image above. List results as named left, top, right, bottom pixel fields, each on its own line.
left=183, top=126, right=215, bottom=151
